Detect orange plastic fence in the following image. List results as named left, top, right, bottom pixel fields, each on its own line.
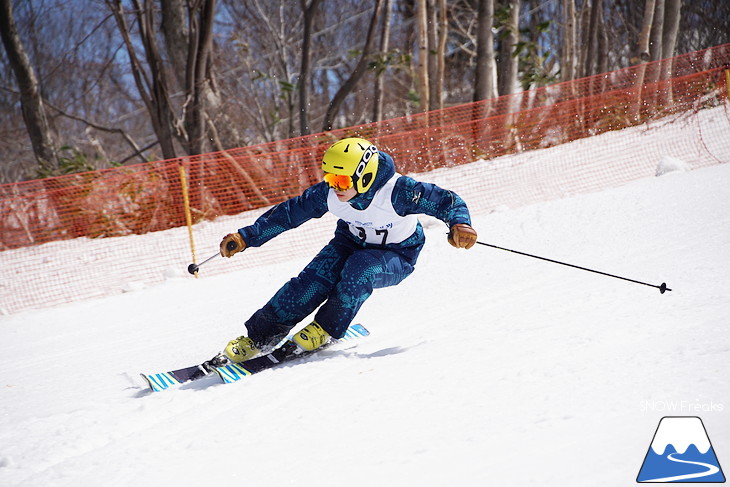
left=1, top=44, right=729, bottom=314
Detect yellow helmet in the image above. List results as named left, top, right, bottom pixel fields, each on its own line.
left=321, top=137, right=379, bottom=193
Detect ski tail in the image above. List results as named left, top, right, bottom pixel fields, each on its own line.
left=141, top=364, right=208, bottom=392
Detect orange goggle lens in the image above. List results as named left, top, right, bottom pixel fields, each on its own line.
left=324, top=173, right=353, bottom=191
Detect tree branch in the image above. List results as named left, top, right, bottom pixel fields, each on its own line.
left=42, top=98, right=148, bottom=164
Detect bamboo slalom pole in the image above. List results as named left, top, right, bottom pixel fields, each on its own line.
left=179, top=164, right=198, bottom=278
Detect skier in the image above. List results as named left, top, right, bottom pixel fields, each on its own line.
left=219, top=137, right=478, bottom=361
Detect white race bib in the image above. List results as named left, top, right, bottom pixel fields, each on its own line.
left=327, top=174, right=418, bottom=245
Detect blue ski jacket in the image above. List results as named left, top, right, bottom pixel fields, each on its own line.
left=237, top=151, right=472, bottom=265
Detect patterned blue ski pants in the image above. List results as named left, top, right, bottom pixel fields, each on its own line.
left=245, top=232, right=415, bottom=342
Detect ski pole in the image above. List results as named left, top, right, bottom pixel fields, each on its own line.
left=186, top=241, right=238, bottom=275
left=474, top=240, right=671, bottom=294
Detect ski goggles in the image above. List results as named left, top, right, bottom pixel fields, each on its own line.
left=324, top=173, right=353, bottom=191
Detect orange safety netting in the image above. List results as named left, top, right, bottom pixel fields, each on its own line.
left=1, top=44, right=729, bottom=314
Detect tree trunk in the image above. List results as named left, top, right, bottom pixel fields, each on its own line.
left=436, top=0, right=449, bottom=110
left=575, top=3, right=591, bottom=78
left=473, top=0, right=496, bottom=102
left=425, top=0, right=447, bottom=111
left=415, top=0, right=430, bottom=111
left=299, top=0, right=321, bottom=136
left=160, top=0, right=188, bottom=90
left=561, top=0, right=576, bottom=81
left=498, top=0, right=519, bottom=95
left=634, top=0, right=658, bottom=97
left=108, top=0, right=178, bottom=160
left=661, top=0, right=681, bottom=61
left=372, top=0, right=392, bottom=122
left=321, top=0, right=383, bottom=132
left=583, top=0, right=601, bottom=77
left=184, top=0, right=217, bottom=156
left=0, top=0, right=58, bottom=173
left=426, top=0, right=437, bottom=110
left=659, top=0, right=682, bottom=103
left=597, top=5, right=608, bottom=76
left=649, top=0, right=665, bottom=62
left=636, top=0, right=656, bottom=63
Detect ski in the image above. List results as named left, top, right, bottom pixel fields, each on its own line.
left=141, top=364, right=211, bottom=392
left=213, top=323, right=369, bottom=384
left=140, top=323, right=369, bottom=392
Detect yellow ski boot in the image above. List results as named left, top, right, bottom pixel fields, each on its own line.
left=224, top=336, right=260, bottom=363
left=293, top=321, right=331, bottom=352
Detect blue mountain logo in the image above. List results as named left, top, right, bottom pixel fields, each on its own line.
left=637, top=416, right=725, bottom=483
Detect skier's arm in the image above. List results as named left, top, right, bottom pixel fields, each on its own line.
left=221, top=183, right=329, bottom=256
left=392, top=176, right=477, bottom=249
left=392, top=175, right=471, bottom=226
left=240, top=182, right=329, bottom=247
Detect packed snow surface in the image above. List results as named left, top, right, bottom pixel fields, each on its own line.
left=1, top=161, right=729, bottom=486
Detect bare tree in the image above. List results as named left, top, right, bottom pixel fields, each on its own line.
left=659, top=0, right=682, bottom=104
left=0, top=0, right=58, bottom=173
left=661, top=0, right=681, bottom=61
left=636, top=0, right=657, bottom=63
left=497, top=0, right=519, bottom=95
left=423, top=0, right=448, bottom=111
left=181, top=0, right=217, bottom=156
left=321, top=0, right=383, bottom=131
left=582, top=0, right=604, bottom=77
left=298, top=0, right=322, bottom=136
left=108, top=0, right=179, bottom=160
left=677, top=1, right=730, bottom=54
left=649, top=0, right=666, bottom=62
left=160, top=0, right=188, bottom=88
left=433, top=0, right=448, bottom=111
left=108, top=0, right=220, bottom=158
left=415, top=0, right=430, bottom=111
left=473, top=0, right=496, bottom=101
left=220, top=1, right=301, bottom=141
left=561, top=0, right=577, bottom=81
left=372, top=0, right=392, bottom=122
left=0, top=0, right=722, bottom=184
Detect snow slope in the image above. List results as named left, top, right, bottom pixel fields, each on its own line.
left=1, top=160, right=729, bottom=486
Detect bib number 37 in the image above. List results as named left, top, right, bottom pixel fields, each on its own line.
left=354, top=226, right=389, bottom=245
